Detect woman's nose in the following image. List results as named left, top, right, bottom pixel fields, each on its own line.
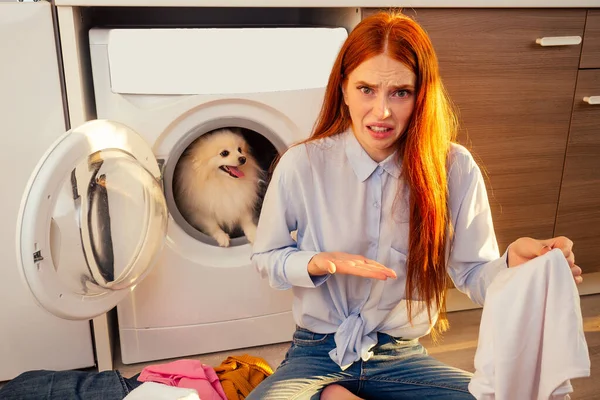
left=374, top=95, right=391, bottom=120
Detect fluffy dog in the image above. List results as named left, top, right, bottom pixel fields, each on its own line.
left=173, top=128, right=263, bottom=247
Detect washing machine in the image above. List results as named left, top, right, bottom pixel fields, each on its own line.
left=16, top=25, right=348, bottom=365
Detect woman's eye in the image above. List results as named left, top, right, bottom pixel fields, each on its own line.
left=220, top=150, right=229, bottom=157
left=394, top=90, right=410, bottom=98
left=359, top=86, right=373, bottom=95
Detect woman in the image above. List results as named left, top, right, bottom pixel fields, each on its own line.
left=247, top=10, right=582, bottom=400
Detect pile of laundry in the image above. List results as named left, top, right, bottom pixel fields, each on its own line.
left=0, top=353, right=273, bottom=400
left=127, top=355, right=273, bottom=400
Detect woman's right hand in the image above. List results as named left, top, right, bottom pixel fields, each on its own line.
left=308, top=252, right=397, bottom=280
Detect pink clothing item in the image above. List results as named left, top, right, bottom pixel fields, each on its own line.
left=138, top=359, right=227, bottom=400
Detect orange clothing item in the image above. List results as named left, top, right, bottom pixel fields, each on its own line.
left=214, top=355, right=274, bottom=400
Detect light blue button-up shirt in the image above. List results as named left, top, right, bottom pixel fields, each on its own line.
left=251, top=130, right=507, bottom=370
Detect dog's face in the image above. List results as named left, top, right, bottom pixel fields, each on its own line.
left=188, top=129, right=254, bottom=179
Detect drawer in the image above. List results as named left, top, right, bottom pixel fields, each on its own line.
left=581, top=10, right=600, bottom=68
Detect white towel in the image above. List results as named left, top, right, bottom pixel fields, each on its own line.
left=469, top=248, right=590, bottom=400
left=125, top=381, right=200, bottom=400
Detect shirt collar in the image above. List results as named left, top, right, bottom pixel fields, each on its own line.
left=344, top=130, right=401, bottom=182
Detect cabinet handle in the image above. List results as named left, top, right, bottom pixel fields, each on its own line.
left=535, top=36, right=582, bottom=46
left=583, top=96, right=600, bottom=105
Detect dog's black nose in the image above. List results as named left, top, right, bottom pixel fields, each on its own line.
left=238, top=156, right=246, bottom=165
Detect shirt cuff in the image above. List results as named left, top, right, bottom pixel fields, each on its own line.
left=482, top=249, right=510, bottom=290
left=284, top=251, right=327, bottom=288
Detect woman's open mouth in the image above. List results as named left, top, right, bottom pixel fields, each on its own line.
left=367, top=125, right=394, bottom=139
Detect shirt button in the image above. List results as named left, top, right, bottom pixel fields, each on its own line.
left=377, top=168, right=384, bottom=176
left=373, top=202, right=380, bottom=208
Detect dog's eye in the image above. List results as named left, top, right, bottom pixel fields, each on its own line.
left=238, top=147, right=242, bottom=153
left=220, top=150, right=229, bottom=157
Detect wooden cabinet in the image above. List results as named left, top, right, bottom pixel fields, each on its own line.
left=555, top=70, right=600, bottom=273
left=363, top=8, right=587, bottom=253
left=555, top=10, right=600, bottom=275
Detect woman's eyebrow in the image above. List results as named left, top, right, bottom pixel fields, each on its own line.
left=354, top=80, right=414, bottom=90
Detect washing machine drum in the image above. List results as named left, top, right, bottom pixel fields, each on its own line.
left=17, top=120, right=168, bottom=320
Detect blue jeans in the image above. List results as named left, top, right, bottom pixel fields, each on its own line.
left=247, top=327, right=475, bottom=400
left=0, top=370, right=142, bottom=399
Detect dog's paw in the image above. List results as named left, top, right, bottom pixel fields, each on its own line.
left=213, top=231, right=230, bottom=247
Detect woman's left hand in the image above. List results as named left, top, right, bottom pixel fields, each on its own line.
left=507, top=236, right=583, bottom=284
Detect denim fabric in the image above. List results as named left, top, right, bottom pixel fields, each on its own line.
left=246, top=327, right=475, bottom=400
left=0, top=370, right=142, bottom=399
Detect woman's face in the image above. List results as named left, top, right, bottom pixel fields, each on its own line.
left=342, top=53, right=416, bottom=162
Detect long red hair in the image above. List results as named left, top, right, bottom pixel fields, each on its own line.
left=283, top=10, right=457, bottom=335
left=271, top=11, right=458, bottom=339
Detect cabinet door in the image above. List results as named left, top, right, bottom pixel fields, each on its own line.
left=554, top=69, right=600, bottom=274
left=363, top=9, right=585, bottom=251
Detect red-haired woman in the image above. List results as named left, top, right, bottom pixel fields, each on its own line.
left=248, top=10, right=581, bottom=400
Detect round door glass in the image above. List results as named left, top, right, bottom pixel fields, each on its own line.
left=49, top=148, right=167, bottom=296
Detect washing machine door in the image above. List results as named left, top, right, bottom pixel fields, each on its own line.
left=16, top=119, right=168, bottom=320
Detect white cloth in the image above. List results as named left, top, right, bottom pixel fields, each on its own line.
left=124, top=381, right=200, bottom=400
left=469, top=248, right=590, bottom=400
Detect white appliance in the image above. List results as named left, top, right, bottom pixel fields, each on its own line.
left=16, top=25, right=348, bottom=365
left=0, top=1, right=95, bottom=381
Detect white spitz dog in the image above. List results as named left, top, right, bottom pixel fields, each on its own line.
left=173, top=128, right=263, bottom=247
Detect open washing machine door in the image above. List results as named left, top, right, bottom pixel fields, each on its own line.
left=16, top=119, right=168, bottom=320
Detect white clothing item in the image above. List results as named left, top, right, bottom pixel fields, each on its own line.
left=469, top=248, right=590, bottom=400
left=124, top=381, right=200, bottom=400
